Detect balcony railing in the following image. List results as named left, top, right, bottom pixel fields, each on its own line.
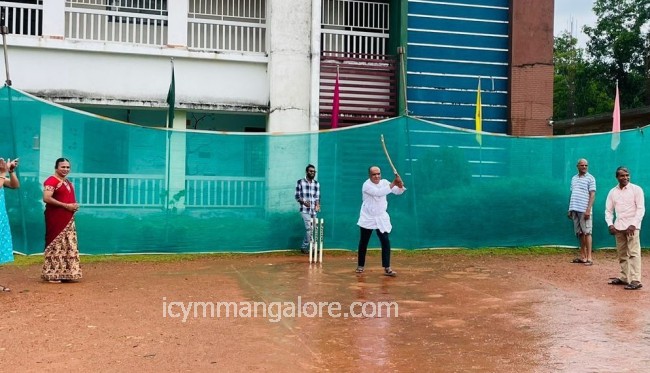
left=22, top=172, right=265, bottom=209
left=73, top=173, right=166, bottom=207
left=188, top=0, right=266, bottom=53
left=321, top=0, right=389, bottom=55
left=185, top=175, right=265, bottom=208
left=0, top=1, right=43, bottom=36
left=65, top=0, right=168, bottom=45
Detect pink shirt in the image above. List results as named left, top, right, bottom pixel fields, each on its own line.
left=605, top=182, right=645, bottom=230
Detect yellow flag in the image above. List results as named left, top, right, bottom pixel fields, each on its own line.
left=475, top=78, right=482, bottom=145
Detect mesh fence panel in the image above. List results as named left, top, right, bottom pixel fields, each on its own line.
left=1, top=86, right=648, bottom=254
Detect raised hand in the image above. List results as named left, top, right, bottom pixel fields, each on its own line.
left=394, top=174, right=404, bottom=188
left=8, top=158, right=18, bottom=172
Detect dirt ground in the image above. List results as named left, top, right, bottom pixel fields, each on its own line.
left=1, top=249, right=650, bottom=372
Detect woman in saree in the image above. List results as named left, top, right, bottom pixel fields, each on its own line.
left=42, top=158, right=82, bottom=283
left=0, top=158, right=20, bottom=292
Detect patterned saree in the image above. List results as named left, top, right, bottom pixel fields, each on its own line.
left=42, top=176, right=82, bottom=281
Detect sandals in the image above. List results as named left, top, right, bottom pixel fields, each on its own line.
left=608, top=278, right=628, bottom=285
left=608, top=278, right=642, bottom=289
left=384, top=267, right=397, bottom=277
left=571, top=258, right=587, bottom=264
left=624, top=281, right=643, bottom=290
left=354, top=266, right=397, bottom=276
left=0, top=285, right=10, bottom=292
left=584, top=260, right=593, bottom=266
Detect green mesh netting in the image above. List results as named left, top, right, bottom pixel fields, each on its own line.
left=1, top=86, right=648, bottom=254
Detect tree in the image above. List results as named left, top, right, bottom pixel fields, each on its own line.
left=553, top=32, right=611, bottom=120
left=584, top=0, right=650, bottom=106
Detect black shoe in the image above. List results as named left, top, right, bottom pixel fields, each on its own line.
left=608, top=278, right=628, bottom=285
left=624, top=281, right=642, bottom=290
left=300, top=248, right=309, bottom=254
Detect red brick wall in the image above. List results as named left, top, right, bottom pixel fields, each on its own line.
left=509, top=0, right=554, bottom=136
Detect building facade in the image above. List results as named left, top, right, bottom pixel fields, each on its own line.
left=1, top=0, right=553, bottom=135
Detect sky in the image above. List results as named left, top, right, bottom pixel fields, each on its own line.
left=554, top=0, right=598, bottom=47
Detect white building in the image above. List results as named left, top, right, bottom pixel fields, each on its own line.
left=1, top=0, right=394, bottom=132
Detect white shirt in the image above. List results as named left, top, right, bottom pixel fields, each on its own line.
left=605, top=182, right=645, bottom=230
left=357, top=179, right=405, bottom=233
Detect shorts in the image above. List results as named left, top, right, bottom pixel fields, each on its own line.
left=570, top=211, right=592, bottom=235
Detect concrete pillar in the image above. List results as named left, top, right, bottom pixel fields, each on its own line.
left=266, top=0, right=316, bottom=215
left=309, top=0, right=322, bottom=132
left=267, top=0, right=312, bottom=133
left=266, top=134, right=319, bottom=214
left=38, top=112, right=63, bottom=181
left=167, top=1, right=189, bottom=47
left=167, top=110, right=186, bottom=211
left=42, top=0, right=65, bottom=38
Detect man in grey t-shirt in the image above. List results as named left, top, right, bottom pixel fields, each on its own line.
left=567, top=158, right=596, bottom=265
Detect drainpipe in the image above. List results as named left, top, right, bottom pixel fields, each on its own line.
left=309, top=0, right=322, bottom=132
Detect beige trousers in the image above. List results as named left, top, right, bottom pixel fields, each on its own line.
left=614, top=231, right=642, bottom=283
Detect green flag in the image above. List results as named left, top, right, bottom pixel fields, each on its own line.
left=166, top=63, right=175, bottom=127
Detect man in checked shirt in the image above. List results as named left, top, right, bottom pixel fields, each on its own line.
left=295, top=164, right=320, bottom=254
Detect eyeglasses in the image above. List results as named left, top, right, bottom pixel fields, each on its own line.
left=371, top=173, right=381, bottom=176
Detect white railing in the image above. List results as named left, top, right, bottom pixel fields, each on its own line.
left=72, top=173, right=166, bottom=207
left=322, top=29, right=388, bottom=55
left=185, top=175, right=265, bottom=208
left=20, top=172, right=264, bottom=208
left=322, top=0, right=388, bottom=30
left=0, top=1, right=43, bottom=36
left=188, top=0, right=266, bottom=53
left=65, top=0, right=168, bottom=45
left=321, top=0, right=389, bottom=55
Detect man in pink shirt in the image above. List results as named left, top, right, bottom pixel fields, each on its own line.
left=605, top=166, right=646, bottom=290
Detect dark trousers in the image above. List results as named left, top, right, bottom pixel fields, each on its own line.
left=357, top=227, right=391, bottom=268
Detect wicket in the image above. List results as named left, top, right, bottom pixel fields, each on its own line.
left=309, top=217, right=324, bottom=264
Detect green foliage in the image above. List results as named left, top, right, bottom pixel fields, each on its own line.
left=554, top=0, right=650, bottom=119
left=167, top=189, right=186, bottom=213
left=585, top=0, right=648, bottom=76
left=553, top=32, right=612, bottom=120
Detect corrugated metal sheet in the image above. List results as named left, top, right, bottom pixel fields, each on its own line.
left=319, top=52, right=398, bottom=128
left=407, top=0, right=510, bottom=133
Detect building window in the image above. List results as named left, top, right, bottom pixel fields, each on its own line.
left=0, top=0, right=43, bottom=36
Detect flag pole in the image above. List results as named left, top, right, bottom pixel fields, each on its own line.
left=475, top=76, right=482, bottom=146
left=398, top=46, right=408, bottom=115
left=166, top=58, right=175, bottom=129
left=1, top=25, right=11, bottom=86
left=476, top=76, right=483, bottom=177
left=611, top=80, right=620, bottom=151
left=331, top=64, right=340, bottom=129
left=164, top=58, right=175, bottom=212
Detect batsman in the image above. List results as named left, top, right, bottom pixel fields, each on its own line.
left=355, top=165, right=405, bottom=276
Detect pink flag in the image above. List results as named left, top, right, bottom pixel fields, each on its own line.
left=611, top=82, right=620, bottom=150
left=331, top=68, right=340, bottom=129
